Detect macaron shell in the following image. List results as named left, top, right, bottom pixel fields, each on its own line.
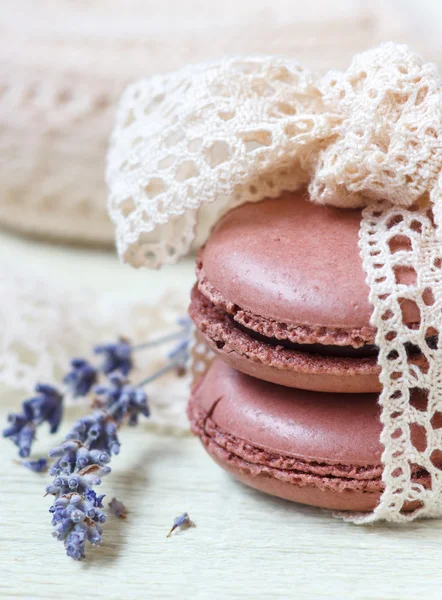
left=188, top=360, right=430, bottom=512
left=202, top=192, right=371, bottom=329
left=197, top=262, right=377, bottom=347
left=201, top=191, right=419, bottom=330
left=194, top=359, right=383, bottom=465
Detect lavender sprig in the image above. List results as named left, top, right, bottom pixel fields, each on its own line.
left=46, top=378, right=150, bottom=560
left=3, top=384, right=63, bottom=457
left=3, top=324, right=190, bottom=459
left=3, top=317, right=192, bottom=561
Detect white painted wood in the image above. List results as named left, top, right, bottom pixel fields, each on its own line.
left=2, top=230, right=442, bottom=600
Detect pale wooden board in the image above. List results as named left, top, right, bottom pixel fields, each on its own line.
left=2, top=231, right=442, bottom=600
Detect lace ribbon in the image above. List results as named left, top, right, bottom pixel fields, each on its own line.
left=107, top=42, right=442, bottom=521
left=107, top=42, right=442, bottom=267
left=357, top=203, right=442, bottom=522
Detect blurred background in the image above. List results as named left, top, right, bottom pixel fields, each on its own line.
left=0, top=0, right=440, bottom=251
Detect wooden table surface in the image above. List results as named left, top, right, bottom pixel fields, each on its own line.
left=2, top=231, right=442, bottom=600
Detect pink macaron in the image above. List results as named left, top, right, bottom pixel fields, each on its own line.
left=188, top=359, right=431, bottom=512
left=189, top=191, right=425, bottom=394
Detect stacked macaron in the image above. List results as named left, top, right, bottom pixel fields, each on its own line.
left=188, top=191, right=428, bottom=511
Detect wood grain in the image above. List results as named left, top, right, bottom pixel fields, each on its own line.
left=3, top=393, right=442, bottom=600
left=2, top=232, right=442, bottom=600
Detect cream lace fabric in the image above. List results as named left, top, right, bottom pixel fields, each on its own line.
left=356, top=203, right=442, bottom=522
left=107, top=43, right=442, bottom=266
left=108, top=42, right=442, bottom=520
left=2, top=0, right=412, bottom=246
left=0, top=262, right=190, bottom=433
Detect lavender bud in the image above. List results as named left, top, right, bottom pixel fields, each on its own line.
left=4, top=383, right=63, bottom=458
left=68, top=475, right=80, bottom=489
left=75, top=447, right=90, bottom=470
left=96, top=512, right=106, bottom=524
left=105, top=421, right=120, bottom=455
left=70, top=493, right=83, bottom=506
left=49, top=458, right=64, bottom=476
left=167, top=339, right=190, bottom=363
left=108, top=497, right=127, bottom=519
left=22, top=458, right=48, bottom=473
left=59, top=452, right=76, bottom=472
left=65, top=532, right=85, bottom=561
left=167, top=512, right=195, bottom=538
left=63, top=359, right=98, bottom=398
left=87, top=423, right=102, bottom=441
left=94, top=339, right=133, bottom=376
left=18, top=425, right=35, bottom=458
left=89, top=450, right=110, bottom=465
left=49, top=440, right=81, bottom=457
left=3, top=413, right=27, bottom=436
left=47, top=399, right=63, bottom=434
left=70, top=509, right=85, bottom=524
left=87, top=525, right=102, bottom=546
left=53, top=519, right=73, bottom=541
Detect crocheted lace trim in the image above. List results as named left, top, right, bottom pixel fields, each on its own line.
left=108, top=42, right=442, bottom=521
left=356, top=203, right=442, bottom=522
left=107, top=43, right=442, bottom=267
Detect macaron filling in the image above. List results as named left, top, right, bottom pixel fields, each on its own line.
left=193, top=279, right=435, bottom=361
left=190, top=284, right=380, bottom=374
left=189, top=397, right=433, bottom=497
left=236, top=325, right=379, bottom=358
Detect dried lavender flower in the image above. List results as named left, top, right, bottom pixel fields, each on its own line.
left=109, top=497, right=127, bottom=519
left=48, top=440, right=111, bottom=475
left=22, top=458, right=48, bottom=472
left=94, top=339, right=133, bottom=376
left=46, top=375, right=150, bottom=559
left=49, top=489, right=107, bottom=560
left=3, top=384, right=63, bottom=457
left=4, top=319, right=193, bottom=560
left=4, top=324, right=192, bottom=461
left=167, top=512, right=195, bottom=538
left=63, top=358, right=98, bottom=397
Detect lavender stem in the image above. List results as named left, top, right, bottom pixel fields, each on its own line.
left=136, top=358, right=184, bottom=388
left=131, top=330, right=187, bottom=351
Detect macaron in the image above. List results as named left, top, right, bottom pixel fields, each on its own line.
left=188, top=359, right=430, bottom=512
left=189, top=191, right=423, bottom=394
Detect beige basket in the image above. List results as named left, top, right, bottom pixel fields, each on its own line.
left=0, top=0, right=430, bottom=246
